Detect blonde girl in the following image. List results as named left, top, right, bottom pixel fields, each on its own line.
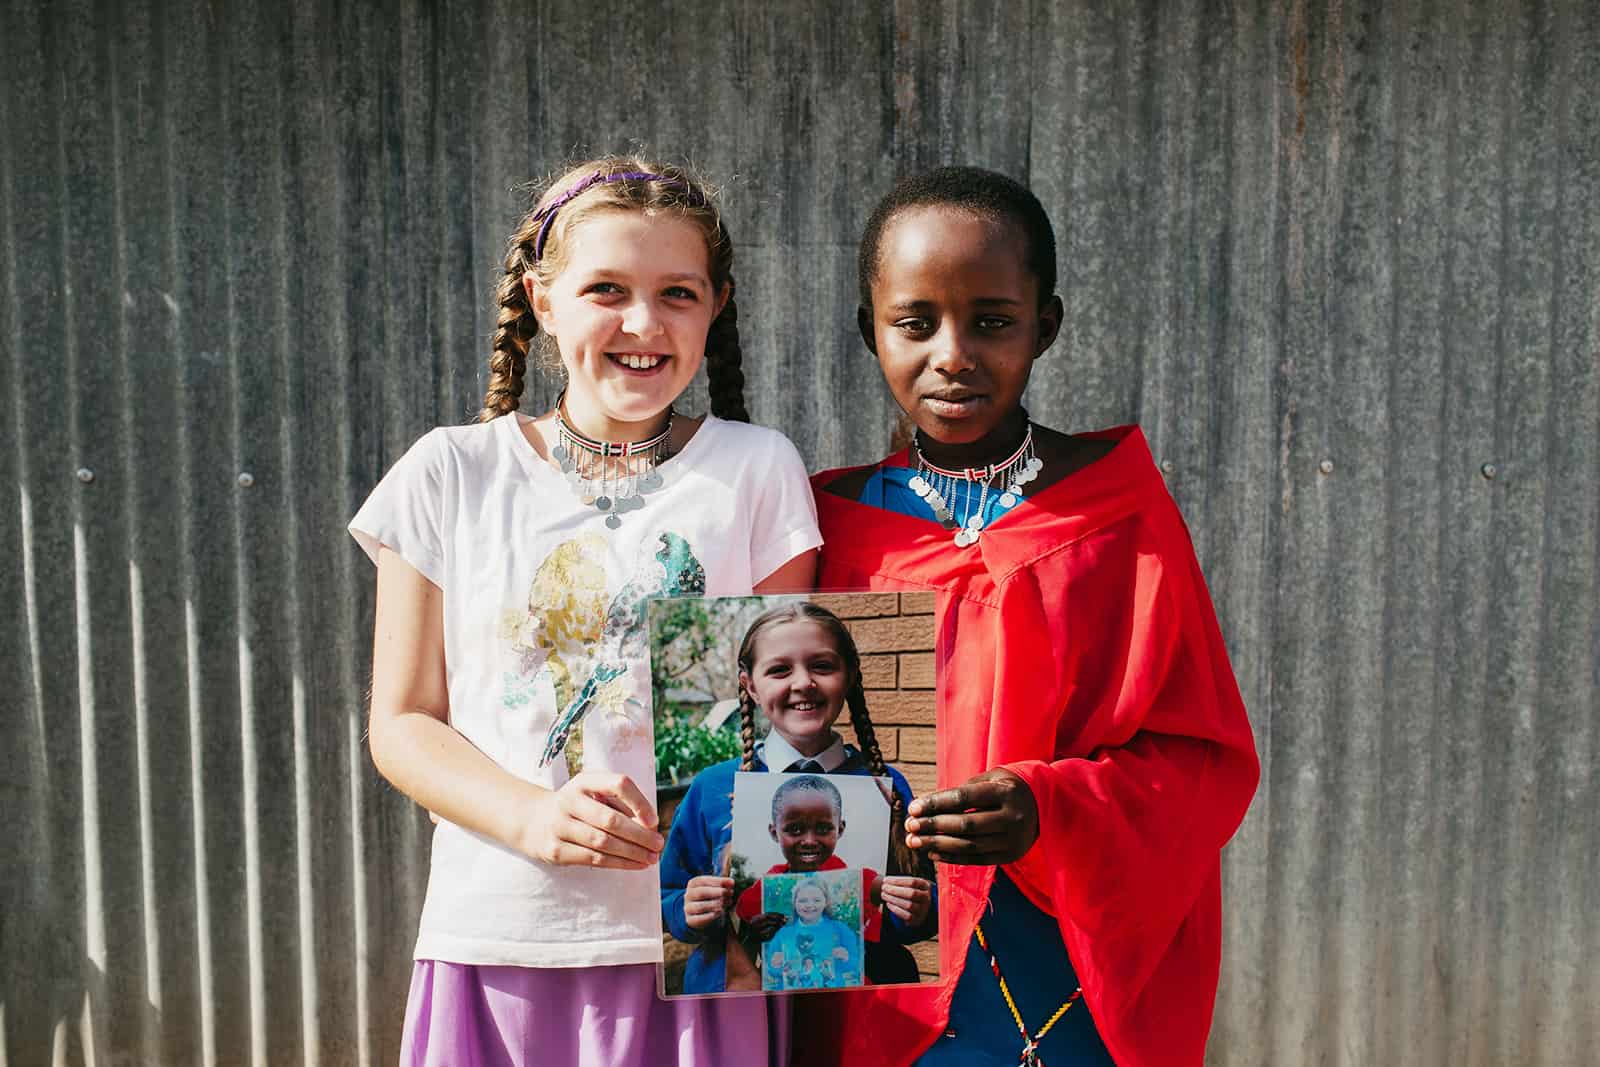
left=351, top=156, right=820, bottom=1066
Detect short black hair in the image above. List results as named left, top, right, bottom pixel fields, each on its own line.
left=857, top=166, right=1058, bottom=308
left=771, top=774, right=843, bottom=824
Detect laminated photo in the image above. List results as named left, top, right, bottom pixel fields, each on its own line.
left=653, top=593, right=941, bottom=997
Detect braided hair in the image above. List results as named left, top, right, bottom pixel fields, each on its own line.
left=479, top=154, right=750, bottom=423
left=735, top=602, right=926, bottom=878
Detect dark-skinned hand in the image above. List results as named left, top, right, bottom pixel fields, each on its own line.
left=903, top=768, right=1040, bottom=865
left=746, top=911, right=788, bottom=943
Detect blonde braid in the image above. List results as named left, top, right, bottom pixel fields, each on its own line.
left=480, top=218, right=542, bottom=421
left=738, top=691, right=759, bottom=771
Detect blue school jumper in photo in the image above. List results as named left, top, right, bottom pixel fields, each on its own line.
left=659, top=746, right=937, bottom=995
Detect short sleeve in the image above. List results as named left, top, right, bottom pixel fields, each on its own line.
left=348, top=429, right=447, bottom=587
left=746, top=430, right=824, bottom=583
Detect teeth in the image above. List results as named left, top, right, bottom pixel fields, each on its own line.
left=616, top=353, right=665, bottom=370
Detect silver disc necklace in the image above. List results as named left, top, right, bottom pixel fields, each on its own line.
left=909, top=424, right=1042, bottom=547
left=550, top=399, right=673, bottom=530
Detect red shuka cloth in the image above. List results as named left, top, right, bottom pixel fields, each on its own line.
left=797, top=426, right=1259, bottom=1067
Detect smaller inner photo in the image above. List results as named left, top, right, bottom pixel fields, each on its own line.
left=759, top=870, right=865, bottom=991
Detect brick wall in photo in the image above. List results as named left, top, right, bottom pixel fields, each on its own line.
left=811, top=591, right=942, bottom=980
left=811, top=591, right=938, bottom=799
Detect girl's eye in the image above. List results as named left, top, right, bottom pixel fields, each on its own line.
left=765, top=665, right=791, bottom=677
left=584, top=282, right=623, bottom=296
left=977, top=315, right=1013, bottom=330
left=808, top=659, right=838, bottom=673
left=663, top=285, right=698, bottom=300
left=893, top=318, right=933, bottom=336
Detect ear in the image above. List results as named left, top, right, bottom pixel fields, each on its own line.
left=713, top=280, right=732, bottom=319
left=1035, top=294, right=1064, bottom=358
left=769, top=823, right=779, bottom=843
left=836, top=817, right=846, bottom=836
left=738, top=670, right=754, bottom=704
left=524, top=272, right=553, bottom=331
left=856, top=306, right=878, bottom=356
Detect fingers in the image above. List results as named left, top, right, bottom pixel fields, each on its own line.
left=686, top=876, right=735, bottom=892
left=880, top=876, right=932, bottom=921
left=878, top=876, right=930, bottom=903
left=576, top=772, right=660, bottom=835
left=685, top=878, right=734, bottom=911
left=685, top=897, right=729, bottom=926
left=907, top=778, right=1012, bottom=819
left=563, top=791, right=664, bottom=857
left=543, top=840, right=653, bottom=870
left=903, top=808, right=1016, bottom=840
left=683, top=876, right=733, bottom=928
left=556, top=794, right=662, bottom=866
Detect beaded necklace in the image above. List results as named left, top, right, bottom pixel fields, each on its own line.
left=550, top=398, right=673, bottom=529
left=973, top=920, right=1084, bottom=1066
left=909, top=425, right=1042, bottom=547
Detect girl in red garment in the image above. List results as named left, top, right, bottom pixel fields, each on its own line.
left=803, top=167, right=1260, bottom=1066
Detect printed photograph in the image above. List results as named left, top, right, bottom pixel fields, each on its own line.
left=652, top=593, right=941, bottom=997
left=730, top=771, right=891, bottom=878
left=759, top=870, right=864, bottom=991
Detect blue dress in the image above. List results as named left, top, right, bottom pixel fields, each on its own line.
left=765, top=914, right=862, bottom=991
left=861, top=467, right=1115, bottom=1067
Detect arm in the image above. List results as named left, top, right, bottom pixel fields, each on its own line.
left=1002, top=550, right=1259, bottom=940
left=368, top=547, right=662, bottom=869
left=753, top=548, right=818, bottom=593
left=659, top=774, right=735, bottom=943
left=907, top=530, right=1259, bottom=942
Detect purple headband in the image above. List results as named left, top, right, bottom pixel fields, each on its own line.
left=532, top=170, right=707, bottom=261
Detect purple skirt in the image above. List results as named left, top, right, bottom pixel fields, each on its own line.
left=401, top=960, right=790, bottom=1067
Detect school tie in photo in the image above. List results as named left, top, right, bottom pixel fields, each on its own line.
left=786, top=759, right=824, bottom=773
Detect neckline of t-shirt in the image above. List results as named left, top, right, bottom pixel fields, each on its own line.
left=499, top=409, right=723, bottom=488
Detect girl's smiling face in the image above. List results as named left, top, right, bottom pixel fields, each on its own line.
left=863, top=205, right=1061, bottom=454
left=792, top=884, right=828, bottom=923
left=741, top=620, right=851, bottom=755
left=770, top=790, right=843, bottom=870
left=529, top=210, right=727, bottom=439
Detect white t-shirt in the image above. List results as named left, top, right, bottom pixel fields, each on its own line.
left=349, top=413, right=822, bottom=967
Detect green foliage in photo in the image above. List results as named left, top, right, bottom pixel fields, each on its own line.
left=762, top=869, right=862, bottom=930
left=654, top=717, right=741, bottom=785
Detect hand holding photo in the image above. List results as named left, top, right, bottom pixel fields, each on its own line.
left=904, top=767, right=1041, bottom=865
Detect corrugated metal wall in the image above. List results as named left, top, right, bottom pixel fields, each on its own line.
left=3, top=0, right=1595, bottom=1063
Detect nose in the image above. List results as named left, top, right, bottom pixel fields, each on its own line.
left=619, top=298, right=663, bottom=340
left=790, top=670, right=818, bottom=695
left=926, top=324, right=978, bottom=376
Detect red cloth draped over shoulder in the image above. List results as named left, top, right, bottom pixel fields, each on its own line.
left=793, top=426, right=1260, bottom=1067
